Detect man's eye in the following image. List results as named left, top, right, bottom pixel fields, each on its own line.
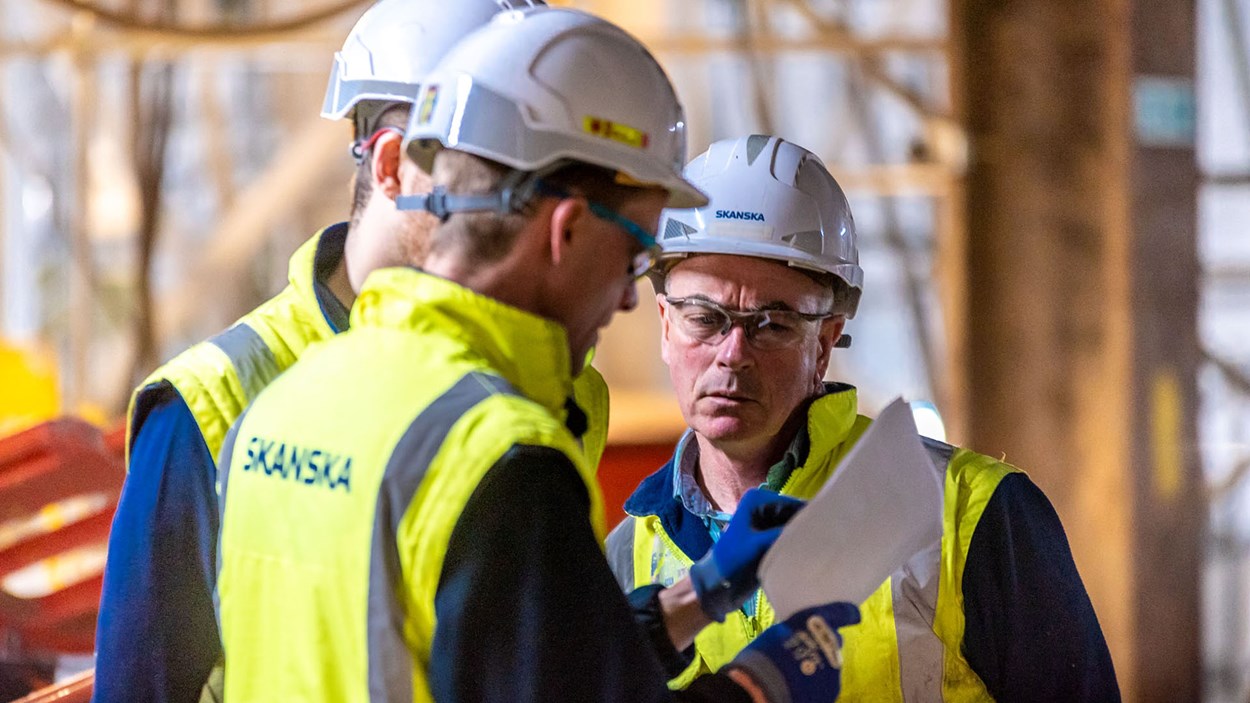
left=688, top=313, right=723, bottom=327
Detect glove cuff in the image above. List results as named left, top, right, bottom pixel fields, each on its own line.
left=727, top=651, right=793, bottom=703
left=689, top=555, right=734, bottom=623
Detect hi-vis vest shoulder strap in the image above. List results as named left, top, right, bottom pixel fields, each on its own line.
left=125, top=230, right=341, bottom=466
left=128, top=323, right=282, bottom=464
left=609, top=433, right=1019, bottom=702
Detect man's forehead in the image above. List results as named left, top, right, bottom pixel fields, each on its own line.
left=664, top=254, right=829, bottom=306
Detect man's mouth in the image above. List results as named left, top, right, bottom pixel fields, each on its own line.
left=702, top=390, right=752, bottom=402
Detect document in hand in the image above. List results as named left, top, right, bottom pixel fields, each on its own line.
left=759, top=397, right=944, bottom=619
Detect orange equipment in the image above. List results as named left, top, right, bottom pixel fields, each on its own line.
left=0, top=419, right=124, bottom=654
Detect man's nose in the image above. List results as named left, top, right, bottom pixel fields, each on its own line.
left=714, top=323, right=753, bottom=367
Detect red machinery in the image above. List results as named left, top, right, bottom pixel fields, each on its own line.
left=3, top=425, right=673, bottom=702
left=0, top=419, right=124, bottom=700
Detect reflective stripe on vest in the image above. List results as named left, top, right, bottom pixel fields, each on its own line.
left=892, top=438, right=955, bottom=701
left=128, top=322, right=282, bottom=466
left=213, top=404, right=249, bottom=629
left=125, top=227, right=340, bottom=468
left=208, top=323, right=281, bottom=404
left=605, top=517, right=637, bottom=593
left=366, top=372, right=519, bottom=702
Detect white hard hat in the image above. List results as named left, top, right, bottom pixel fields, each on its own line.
left=401, top=6, right=706, bottom=209
left=321, top=0, right=543, bottom=122
left=657, top=135, right=863, bottom=317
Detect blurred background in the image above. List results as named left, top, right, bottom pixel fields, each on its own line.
left=0, top=0, right=1245, bottom=700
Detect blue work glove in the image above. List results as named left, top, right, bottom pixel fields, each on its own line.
left=689, top=488, right=805, bottom=622
left=729, top=602, right=860, bottom=703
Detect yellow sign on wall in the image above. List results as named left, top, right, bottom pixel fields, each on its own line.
left=0, top=340, right=60, bottom=436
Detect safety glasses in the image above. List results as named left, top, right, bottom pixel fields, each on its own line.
left=535, top=181, right=659, bottom=279
left=663, top=295, right=834, bottom=351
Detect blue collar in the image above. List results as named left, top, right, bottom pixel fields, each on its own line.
left=670, top=432, right=734, bottom=536
left=623, top=458, right=715, bottom=563
left=671, top=421, right=811, bottom=542
left=624, top=382, right=856, bottom=563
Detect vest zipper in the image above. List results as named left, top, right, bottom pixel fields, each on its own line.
left=740, top=590, right=765, bottom=639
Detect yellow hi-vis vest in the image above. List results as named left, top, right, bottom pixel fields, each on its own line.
left=122, top=224, right=611, bottom=470
left=606, top=386, right=1020, bottom=702
left=125, top=225, right=346, bottom=463
left=215, top=269, right=607, bottom=703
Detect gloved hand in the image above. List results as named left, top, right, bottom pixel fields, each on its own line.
left=689, top=488, right=805, bottom=622
left=729, top=602, right=860, bottom=703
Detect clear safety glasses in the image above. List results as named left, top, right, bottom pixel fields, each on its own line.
left=663, top=296, right=834, bottom=351
left=535, top=182, right=659, bottom=279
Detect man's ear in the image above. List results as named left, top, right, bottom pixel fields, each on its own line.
left=547, top=197, right=585, bottom=267
left=371, top=131, right=404, bottom=200
left=657, top=292, right=673, bottom=365
left=814, top=315, right=847, bottom=380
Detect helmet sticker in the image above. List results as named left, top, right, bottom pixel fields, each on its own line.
left=707, top=221, right=773, bottom=242
left=416, top=85, right=439, bottom=125
left=583, top=116, right=650, bottom=149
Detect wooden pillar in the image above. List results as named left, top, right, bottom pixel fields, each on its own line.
left=68, top=38, right=97, bottom=410
left=950, top=0, right=1201, bottom=700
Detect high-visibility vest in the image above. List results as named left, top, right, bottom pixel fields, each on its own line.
left=122, top=223, right=610, bottom=471
left=125, top=225, right=347, bottom=463
left=215, top=268, right=606, bottom=702
left=607, top=385, right=1019, bottom=702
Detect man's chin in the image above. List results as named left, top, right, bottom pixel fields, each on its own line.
left=690, top=412, right=759, bottom=443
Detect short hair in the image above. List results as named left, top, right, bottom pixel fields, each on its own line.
left=349, top=101, right=410, bottom=226
left=427, top=151, right=650, bottom=266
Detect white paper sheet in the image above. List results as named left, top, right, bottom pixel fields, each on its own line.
left=759, top=397, right=944, bottom=619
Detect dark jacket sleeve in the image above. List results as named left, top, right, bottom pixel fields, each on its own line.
left=961, top=472, right=1121, bottom=702
left=92, top=390, right=221, bottom=703
left=627, top=584, right=697, bottom=679
left=429, top=445, right=750, bottom=703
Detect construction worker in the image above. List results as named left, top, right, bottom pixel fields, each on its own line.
left=90, top=3, right=613, bottom=702
left=607, top=135, right=1121, bottom=701
left=215, top=8, right=860, bottom=702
